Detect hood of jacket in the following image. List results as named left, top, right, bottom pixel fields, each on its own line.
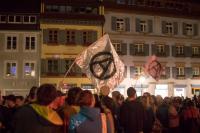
left=79, top=106, right=100, bottom=121
left=30, top=104, right=63, bottom=126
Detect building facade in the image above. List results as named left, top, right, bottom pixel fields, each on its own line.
left=0, top=0, right=41, bottom=96
left=103, top=0, right=200, bottom=98
left=40, top=0, right=105, bottom=92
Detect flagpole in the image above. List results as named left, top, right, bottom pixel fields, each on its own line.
left=58, top=60, right=76, bottom=90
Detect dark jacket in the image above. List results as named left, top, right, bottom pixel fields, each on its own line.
left=69, top=106, right=111, bottom=133
left=120, top=99, right=145, bottom=133
left=13, top=104, right=63, bottom=133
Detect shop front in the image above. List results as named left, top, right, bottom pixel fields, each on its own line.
left=191, top=84, right=200, bottom=96
left=155, top=84, right=168, bottom=98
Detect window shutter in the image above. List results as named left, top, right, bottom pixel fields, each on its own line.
left=124, top=66, right=127, bottom=78
left=182, top=23, right=187, bottom=36
left=185, top=46, right=192, bottom=57
left=75, top=65, right=82, bottom=76
left=136, top=18, right=141, bottom=32
left=172, top=67, right=177, bottom=79
left=166, top=67, right=170, bottom=79
left=130, top=66, right=136, bottom=78
left=75, top=30, right=82, bottom=45
left=185, top=67, right=192, bottom=79
left=165, top=45, right=170, bottom=57
left=144, top=44, right=149, bottom=56
left=172, top=45, right=176, bottom=57
left=173, top=22, right=178, bottom=35
left=193, top=24, right=198, bottom=36
left=125, top=18, right=130, bottom=32
left=129, top=43, right=135, bottom=55
left=151, top=44, right=157, bottom=55
left=162, top=21, right=167, bottom=34
left=58, top=30, right=66, bottom=44
left=91, top=31, right=97, bottom=43
left=121, top=43, right=127, bottom=55
left=111, top=16, right=117, bottom=31
left=148, top=19, right=153, bottom=33
left=43, top=29, right=49, bottom=44
left=41, top=59, right=47, bottom=74
left=60, top=59, right=66, bottom=74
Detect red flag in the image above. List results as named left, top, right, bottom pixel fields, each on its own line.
left=144, top=55, right=163, bottom=81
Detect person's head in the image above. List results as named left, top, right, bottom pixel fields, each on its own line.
left=5, top=94, right=16, bottom=108
left=143, top=92, right=150, bottom=97
left=78, top=90, right=95, bottom=107
left=100, top=85, right=110, bottom=96
left=112, top=91, right=121, bottom=102
left=50, top=90, right=66, bottom=109
left=37, top=84, right=57, bottom=106
left=67, top=87, right=82, bottom=106
left=15, top=96, right=24, bottom=107
left=27, top=86, right=38, bottom=102
left=127, top=87, right=136, bottom=99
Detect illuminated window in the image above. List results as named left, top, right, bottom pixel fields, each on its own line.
left=140, top=20, right=147, bottom=32
left=116, top=18, right=125, bottom=31
left=5, top=61, right=17, bottom=77
left=192, top=47, right=199, bottom=55
left=135, top=43, right=144, bottom=53
left=157, top=45, right=165, bottom=53
left=193, top=67, right=200, bottom=76
left=135, top=66, right=143, bottom=76
left=176, top=46, right=184, bottom=55
left=24, top=62, right=35, bottom=77
left=177, top=67, right=184, bottom=76
left=166, top=22, right=173, bottom=34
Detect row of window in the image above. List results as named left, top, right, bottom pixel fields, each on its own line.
left=0, top=15, right=37, bottom=24
left=4, top=35, right=37, bottom=52
left=43, top=29, right=97, bottom=45
left=111, top=17, right=199, bottom=36
left=45, top=5, right=98, bottom=15
left=41, top=59, right=200, bottom=79
left=5, top=61, right=36, bottom=78
left=4, top=34, right=200, bottom=58
left=6, top=59, right=200, bottom=80
left=112, top=43, right=200, bottom=57
left=130, top=66, right=200, bottom=78
left=116, top=0, right=188, bottom=11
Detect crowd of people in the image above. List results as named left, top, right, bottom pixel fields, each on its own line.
left=0, top=84, right=200, bottom=133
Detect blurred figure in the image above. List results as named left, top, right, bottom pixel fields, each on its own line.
left=15, top=96, right=24, bottom=107
left=180, top=99, right=200, bottom=133
left=168, top=98, right=180, bottom=133
left=69, top=90, right=111, bottom=133
left=141, top=96, right=155, bottom=133
left=13, top=84, right=63, bottom=133
left=4, top=94, right=17, bottom=133
left=25, top=86, right=38, bottom=104
left=120, top=87, right=145, bottom=133
left=61, top=87, right=82, bottom=133
left=50, top=90, right=66, bottom=110
left=156, top=97, right=170, bottom=133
